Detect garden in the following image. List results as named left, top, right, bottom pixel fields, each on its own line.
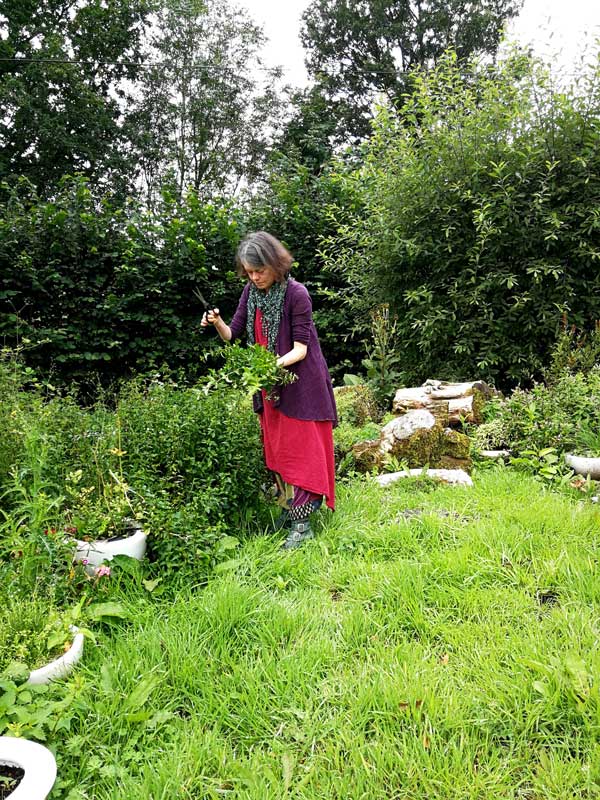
left=2, top=320, right=600, bottom=798
left=2, top=2, right=600, bottom=795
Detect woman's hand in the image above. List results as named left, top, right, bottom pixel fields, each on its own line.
left=201, top=307, right=221, bottom=327
left=201, top=308, right=232, bottom=342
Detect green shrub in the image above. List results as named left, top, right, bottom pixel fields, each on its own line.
left=334, top=420, right=381, bottom=476
left=545, top=323, right=600, bottom=384
left=323, top=50, right=600, bottom=389
left=0, top=360, right=266, bottom=583
left=334, top=384, right=379, bottom=427
left=117, top=380, right=265, bottom=574
left=477, top=369, right=600, bottom=456
left=0, top=177, right=244, bottom=388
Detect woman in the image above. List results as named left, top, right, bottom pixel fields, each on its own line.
left=201, top=231, right=337, bottom=549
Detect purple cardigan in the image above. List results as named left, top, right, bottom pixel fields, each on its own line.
left=229, top=279, right=338, bottom=426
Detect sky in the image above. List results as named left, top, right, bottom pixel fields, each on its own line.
left=239, top=0, right=600, bottom=88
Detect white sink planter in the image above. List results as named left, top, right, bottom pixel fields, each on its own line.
left=0, top=736, right=57, bottom=799
left=565, top=453, right=600, bottom=480
left=27, top=627, right=84, bottom=686
left=73, top=519, right=146, bottom=571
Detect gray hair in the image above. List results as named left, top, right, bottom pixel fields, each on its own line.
left=236, top=231, right=293, bottom=280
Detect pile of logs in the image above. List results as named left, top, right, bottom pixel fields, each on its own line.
left=351, top=379, right=498, bottom=476
left=392, top=379, right=498, bottom=427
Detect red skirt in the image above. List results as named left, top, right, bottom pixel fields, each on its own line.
left=260, top=395, right=335, bottom=510
left=255, top=310, right=335, bottom=510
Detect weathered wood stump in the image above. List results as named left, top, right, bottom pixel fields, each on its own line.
left=352, top=409, right=472, bottom=473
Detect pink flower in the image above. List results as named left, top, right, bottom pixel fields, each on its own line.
left=94, top=565, right=111, bottom=578
left=82, top=558, right=89, bottom=566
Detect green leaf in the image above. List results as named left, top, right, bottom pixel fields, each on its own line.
left=87, top=602, right=130, bottom=622
left=1, top=662, right=30, bottom=685
left=123, top=675, right=159, bottom=712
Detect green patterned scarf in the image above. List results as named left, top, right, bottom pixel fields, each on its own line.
left=246, top=279, right=288, bottom=353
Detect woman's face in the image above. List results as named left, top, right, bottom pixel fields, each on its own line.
left=244, top=264, right=278, bottom=291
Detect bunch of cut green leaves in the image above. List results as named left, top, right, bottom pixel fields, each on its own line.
left=201, top=343, right=297, bottom=399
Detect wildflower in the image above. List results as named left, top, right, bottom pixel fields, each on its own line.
left=94, top=565, right=111, bottom=578
left=82, top=558, right=89, bottom=566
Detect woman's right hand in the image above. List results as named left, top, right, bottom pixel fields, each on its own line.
left=201, top=308, right=220, bottom=327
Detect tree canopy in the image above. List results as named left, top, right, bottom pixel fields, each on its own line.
left=0, top=0, right=150, bottom=196
left=129, top=0, right=285, bottom=203
left=300, top=0, right=523, bottom=142
left=320, top=52, right=600, bottom=388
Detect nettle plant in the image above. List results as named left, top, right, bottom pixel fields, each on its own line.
left=62, top=468, right=142, bottom=542
left=203, top=343, right=297, bottom=398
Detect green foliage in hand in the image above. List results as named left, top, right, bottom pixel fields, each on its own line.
left=204, top=343, right=297, bottom=398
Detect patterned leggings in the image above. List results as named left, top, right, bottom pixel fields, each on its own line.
left=273, top=473, right=323, bottom=520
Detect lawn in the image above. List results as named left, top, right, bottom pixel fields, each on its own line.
left=39, top=467, right=600, bottom=799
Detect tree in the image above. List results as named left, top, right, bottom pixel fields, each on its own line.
left=300, top=0, right=523, bottom=142
left=320, top=51, right=600, bottom=388
left=130, top=0, right=285, bottom=203
left=0, top=0, right=150, bottom=196
left=274, top=85, right=338, bottom=174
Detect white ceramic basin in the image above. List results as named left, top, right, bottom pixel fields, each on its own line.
left=28, top=627, right=84, bottom=686
left=565, top=453, right=600, bottom=480
left=74, top=526, right=147, bottom=569
left=0, top=736, right=57, bottom=799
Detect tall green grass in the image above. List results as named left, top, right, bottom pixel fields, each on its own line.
left=46, top=468, right=600, bottom=799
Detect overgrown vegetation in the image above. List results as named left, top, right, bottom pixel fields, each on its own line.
left=0, top=350, right=268, bottom=592
left=323, top=51, right=600, bottom=389
left=3, top=8, right=600, bottom=795
left=4, top=470, right=600, bottom=798
left=471, top=327, right=600, bottom=469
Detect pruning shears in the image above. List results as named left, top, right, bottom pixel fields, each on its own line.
left=194, top=286, right=219, bottom=331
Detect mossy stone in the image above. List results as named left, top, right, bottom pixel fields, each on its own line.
left=442, top=428, right=471, bottom=459
left=390, top=423, right=445, bottom=468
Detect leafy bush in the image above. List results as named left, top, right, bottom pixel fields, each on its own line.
left=0, top=176, right=244, bottom=388
left=334, top=384, right=379, bottom=427
left=0, top=356, right=266, bottom=583
left=116, top=380, right=265, bottom=574
left=545, top=323, right=600, bottom=384
left=322, top=50, right=600, bottom=389
left=474, top=369, right=600, bottom=457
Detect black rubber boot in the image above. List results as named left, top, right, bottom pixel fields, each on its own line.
left=281, top=518, right=314, bottom=550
